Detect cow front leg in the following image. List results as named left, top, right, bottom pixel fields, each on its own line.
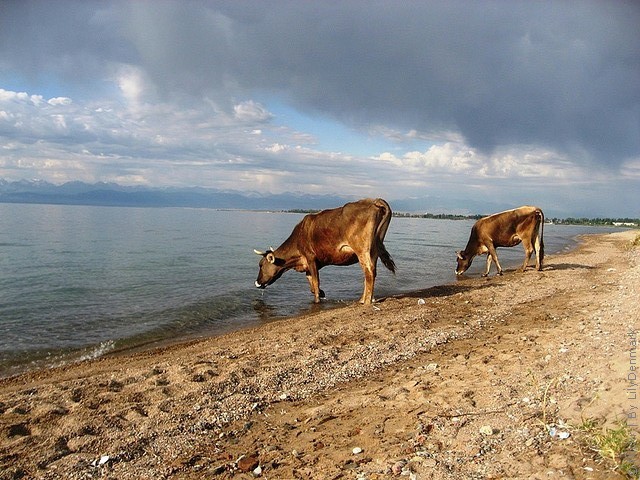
left=483, top=254, right=492, bottom=277
left=485, top=247, right=503, bottom=276
left=305, top=268, right=324, bottom=303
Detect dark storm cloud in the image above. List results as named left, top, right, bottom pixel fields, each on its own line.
left=1, top=1, right=639, bottom=167
left=0, top=1, right=133, bottom=91
left=115, top=1, right=640, bottom=166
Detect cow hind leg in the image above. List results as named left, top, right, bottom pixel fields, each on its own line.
left=520, top=239, right=534, bottom=272
left=534, top=231, right=543, bottom=270
left=358, top=255, right=377, bottom=304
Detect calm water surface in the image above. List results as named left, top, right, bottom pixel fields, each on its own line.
left=0, top=203, right=621, bottom=377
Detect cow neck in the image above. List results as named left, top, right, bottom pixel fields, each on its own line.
left=275, top=240, right=305, bottom=270
left=464, top=226, right=480, bottom=256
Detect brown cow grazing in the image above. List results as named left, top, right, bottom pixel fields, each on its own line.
left=254, top=198, right=396, bottom=304
left=455, top=206, right=545, bottom=277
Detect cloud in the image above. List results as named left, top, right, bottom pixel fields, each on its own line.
left=115, top=66, right=147, bottom=106
left=0, top=2, right=638, bottom=216
left=375, top=142, right=586, bottom=181
left=47, top=97, right=72, bottom=106
left=233, top=100, right=273, bottom=123
left=3, top=1, right=639, bottom=168
left=107, top=1, right=638, bottom=168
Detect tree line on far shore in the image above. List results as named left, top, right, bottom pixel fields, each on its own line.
left=392, top=212, right=639, bottom=227
left=286, top=209, right=639, bottom=227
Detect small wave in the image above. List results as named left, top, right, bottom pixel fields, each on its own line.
left=77, top=340, right=116, bottom=362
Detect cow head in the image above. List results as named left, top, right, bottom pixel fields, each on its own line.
left=254, top=248, right=287, bottom=289
left=455, top=250, right=472, bottom=275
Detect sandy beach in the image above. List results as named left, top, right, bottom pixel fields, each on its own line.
left=1, top=229, right=638, bottom=479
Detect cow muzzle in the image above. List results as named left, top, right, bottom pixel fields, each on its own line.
left=255, top=281, right=267, bottom=289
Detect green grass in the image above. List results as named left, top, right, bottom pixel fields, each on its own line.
left=577, top=419, right=639, bottom=479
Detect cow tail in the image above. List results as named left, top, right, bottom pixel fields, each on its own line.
left=374, top=199, right=396, bottom=274
left=537, top=208, right=545, bottom=266
left=379, top=240, right=396, bottom=274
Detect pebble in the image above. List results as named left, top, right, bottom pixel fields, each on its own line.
left=479, top=425, right=493, bottom=436
left=352, top=447, right=363, bottom=454
left=547, top=427, right=570, bottom=439
left=237, top=454, right=259, bottom=473
left=391, top=460, right=406, bottom=475
left=423, top=458, right=437, bottom=468
left=91, top=455, right=110, bottom=467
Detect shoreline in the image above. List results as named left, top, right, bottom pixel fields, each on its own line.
left=0, top=230, right=587, bottom=383
left=0, top=224, right=610, bottom=381
left=0, top=223, right=626, bottom=381
left=1, top=230, right=638, bottom=479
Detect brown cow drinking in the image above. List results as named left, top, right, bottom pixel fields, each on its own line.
left=254, top=198, right=396, bottom=304
left=455, top=206, right=545, bottom=277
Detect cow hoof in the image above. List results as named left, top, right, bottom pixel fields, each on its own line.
left=482, top=273, right=488, bottom=277
left=497, top=271, right=504, bottom=276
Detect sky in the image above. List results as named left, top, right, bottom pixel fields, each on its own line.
left=0, top=1, right=639, bottom=217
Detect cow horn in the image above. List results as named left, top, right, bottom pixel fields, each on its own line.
left=254, top=249, right=265, bottom=256
left=456, top=251, right=464, bottom=260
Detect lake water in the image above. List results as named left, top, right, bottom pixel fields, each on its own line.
left=0, top=203, right=621, bottom=377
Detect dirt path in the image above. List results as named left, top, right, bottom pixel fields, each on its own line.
left=1, top=230, right=638, bottom=479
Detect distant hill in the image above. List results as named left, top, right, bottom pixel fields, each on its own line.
left=0, top=179, right=354, bottom=211
left=4, top=179, right=634, bottom=222
left=0, top=179, right=516, bottom=214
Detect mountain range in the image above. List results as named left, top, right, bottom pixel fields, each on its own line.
left=0, top=178, right=513, bottom=215
left=2, top=179, right=638, bottom=225
left=0, top=179, right=351, bottom=211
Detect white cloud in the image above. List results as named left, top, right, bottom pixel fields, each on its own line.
left=373, top=142, right=591, bottom=188
left=265, top=143, right=286, bottom=153
left=48, top=97, right=72, bottom=106
left=112, top=65, right=155, bottom=108
left=370, top=125, right=464, bottom=145
left=233, top=100, right=273, bottom=122
left=621, top=157, right=640, bottom=178
left=375, top=143, right=483, bottom=174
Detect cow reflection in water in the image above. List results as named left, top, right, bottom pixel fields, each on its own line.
left=255, top=198, right=396, bottom=305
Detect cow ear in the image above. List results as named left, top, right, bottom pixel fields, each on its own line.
left=266, top=252, right=276, bottom=264
left=456, top=251, right=464, bottom=260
